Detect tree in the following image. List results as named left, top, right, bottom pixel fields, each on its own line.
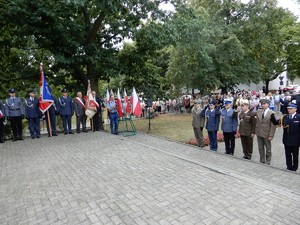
left=0, top=0, right=172, bottom=93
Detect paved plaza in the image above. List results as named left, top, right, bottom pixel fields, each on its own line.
left=0, top=127, right=300, bottom=225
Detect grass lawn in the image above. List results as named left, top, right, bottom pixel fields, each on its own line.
left=115, top=113, right=204, bottom=143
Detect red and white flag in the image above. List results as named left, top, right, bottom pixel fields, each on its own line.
left=116, top=88, right=124, bottom=117
left=131, top=87, right=142, bottom=117
left=39, top=63, right=54, bottom=113
left=85, top=80, right=98, bottom=109
left=124, top=89, right=131, bottom=114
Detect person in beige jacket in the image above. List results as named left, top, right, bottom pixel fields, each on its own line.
left=192, top=100, right=205, bottom=147
left=253, top=99, right=277, bottom=164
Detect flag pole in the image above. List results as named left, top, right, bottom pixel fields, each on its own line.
left=47, top=110, right=52, bottom=137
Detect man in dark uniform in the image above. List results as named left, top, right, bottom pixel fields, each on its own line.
left=5, top=89, right=25, bottom=141
left=221, top=100, right=238, bottom=155
left=25, top=90, right=41, bottom=139
left=45, top=97, right=58, bottom=137
left=201, top=100, right=220, bottom=151
left=74, top=92, right=87, bottom=133
left=0, top=100, right=5, bottom=143
left=58, top=88, right=74, bottom=134
left=271, top=102, right=299, bottom=171
left=91, top=91, right=102, bottom=131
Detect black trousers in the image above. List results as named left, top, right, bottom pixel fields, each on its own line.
left=223, top=132, right=235, bottom=155
left=92, top=112, right=100, bottom=131
left=284, top=145, right=299, bottom=171
left=0, top=118, right=4, bottom=142
left=10, top=116, right=23, bottom=138
left=76, top=114, right=87, bottom=132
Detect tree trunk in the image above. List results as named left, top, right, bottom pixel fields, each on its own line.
left=265, top=80, right=269, bottom=94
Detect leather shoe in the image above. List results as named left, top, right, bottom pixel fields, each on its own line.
left=52, top=134, right=58, bottom=136
left=18, top=137, right=24, bottom=140
left=69, top=132, right=74, bottom=134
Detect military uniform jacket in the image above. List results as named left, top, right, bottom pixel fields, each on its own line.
left=25, top=97, right=40, bottom=118
left=281, top=114, right=300, bottom=146
left=201, top=106, right=220, bottom=132
left=221, top=108, right=238, bottom=133
left=238, top=110, right=255, bottom=136
left=0, top=100, right=5, bottom=118
left=58, top=96, right=74, bottom=116
left=5, top=97, right=25, bottom=117
left=253, top=109, right=276, bottom=138
left=191, top=106, right=205, bottom=128
left=74, top=97, right=86, bottom=116
left=47, top=98, right=58, bottom=115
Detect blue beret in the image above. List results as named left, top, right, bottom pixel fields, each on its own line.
left=61, top=88, right=68, bottom=93
left=209, top=100, right=216, bottom=105
left=28, top=89, right=35, bottom=93
left=287, top=103, right=297, bottom=109
left=224, top=100, right=232, bottom=105
left=8, top=88, right=15, bottom=93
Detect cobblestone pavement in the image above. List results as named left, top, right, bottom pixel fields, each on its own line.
left=0, top=129, right=300, bottom=225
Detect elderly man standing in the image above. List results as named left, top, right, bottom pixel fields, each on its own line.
left=107, top=94, right=119, bottom=135
left=191, top=100, right=205, bottom=148
left=74, top=92, right=87, bottom=133
left=253, top=99, right=277, bottom=165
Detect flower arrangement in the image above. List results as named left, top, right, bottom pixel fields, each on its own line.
left=186, top=131, right=240, bottom=146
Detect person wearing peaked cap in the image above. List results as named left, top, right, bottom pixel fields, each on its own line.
left=252, top=98, right=276, bottom=165
left=221, top=100, right=238, bottom=155
left=5, top=88, right=25, bottom=141
left=8, top=88, right=16, bottom=93
left=270, top=102, right=299, bottom=171
left=259, top=98, right=270, bottom=105
left=239, top=101, right=256, bottom=160
left=201, top=99, right=220, bottom=151
left=191, top=100, right=205, bottom=148
left=58, top=88, right=74, bottom=134
left=25, top=89, right=41, bottom=139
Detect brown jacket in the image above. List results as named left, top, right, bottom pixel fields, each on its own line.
left=238, top=110, right=255, bottom=136
left=253, top=109, right=277, bottom=138
left=192, top=106, right=205, bottom=128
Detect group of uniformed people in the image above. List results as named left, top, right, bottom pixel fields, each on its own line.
left=192, top=97, right=299, bottom=172
left=0, top=88, right=122, bottom=143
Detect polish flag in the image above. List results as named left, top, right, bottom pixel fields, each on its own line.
left=116, top=88, right=123, bottom=117
left=124, top=89, right=131, bottom=113
left=131, top=87, right=142, bottom=117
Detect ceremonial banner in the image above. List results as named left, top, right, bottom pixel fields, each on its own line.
left=39, top=64, right=53, bottom=113
left=85, top=80, right=97, bottom=118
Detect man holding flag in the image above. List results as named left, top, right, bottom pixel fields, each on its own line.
left=39, top=64, right=58, bottom=137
